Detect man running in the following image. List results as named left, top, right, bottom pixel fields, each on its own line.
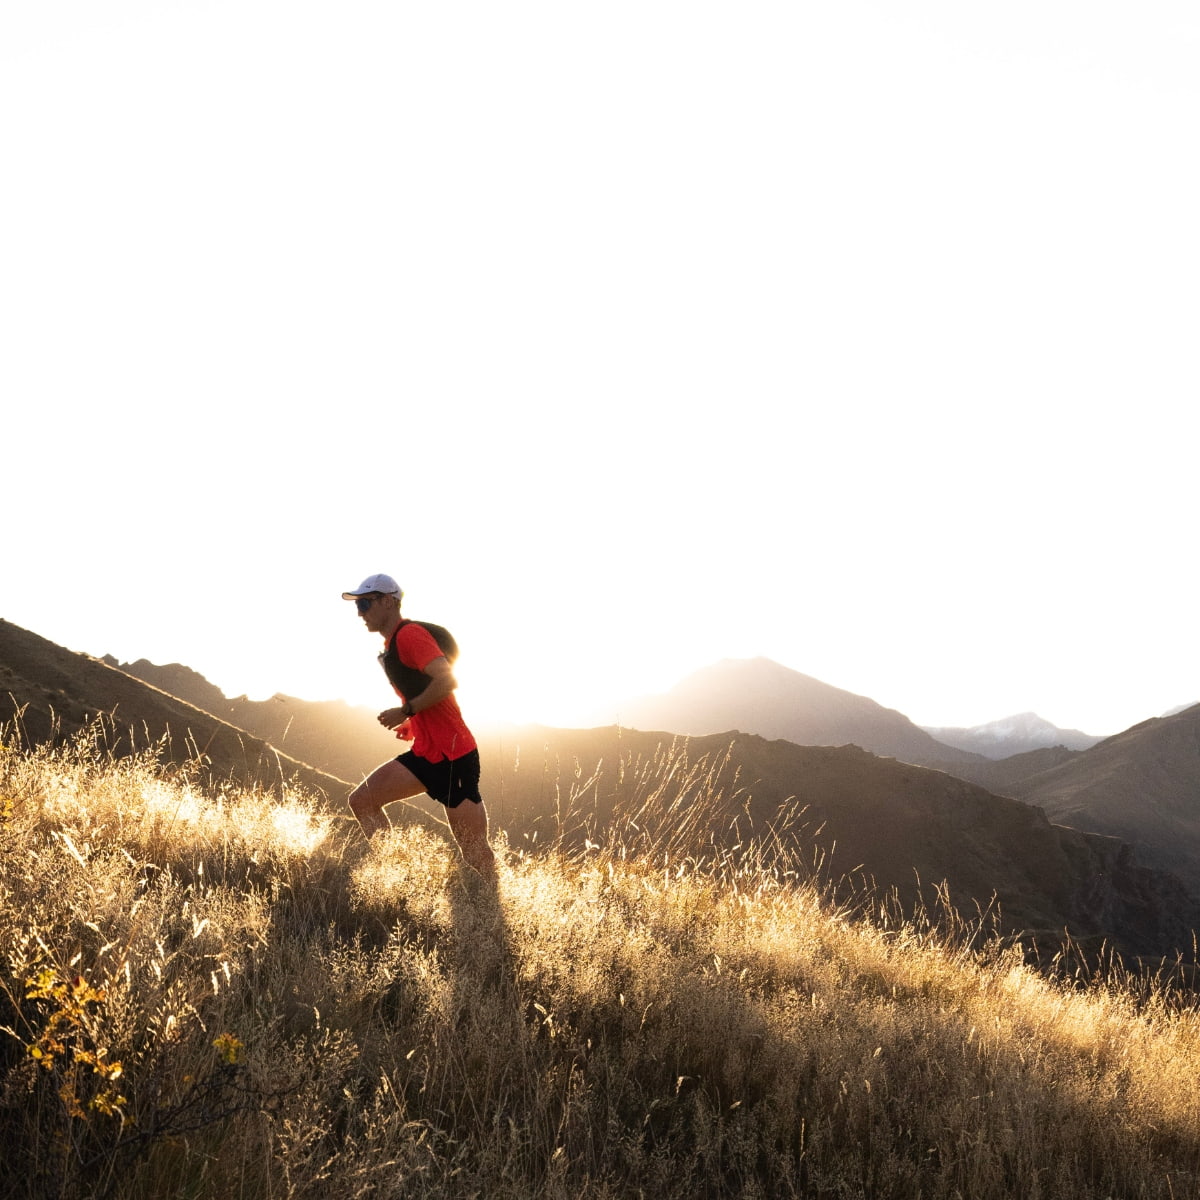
left=342, top=573, right=496, bottom=880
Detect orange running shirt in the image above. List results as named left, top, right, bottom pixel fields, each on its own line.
left=386, top=622, right=477, bottom=764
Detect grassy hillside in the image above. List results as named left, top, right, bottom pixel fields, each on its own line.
left=8, top=618, right=1196, bottom=967
left=3, top=722, right=1200, bottom=1198
left=479, top=726, right=1200, bottom=964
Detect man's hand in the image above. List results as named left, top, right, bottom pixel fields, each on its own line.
left=378, top=706, right=410, bottom=729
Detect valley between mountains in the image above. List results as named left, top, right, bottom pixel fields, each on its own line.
left=3, top=618, right=1198, bottom=967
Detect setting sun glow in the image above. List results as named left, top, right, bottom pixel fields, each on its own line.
left=3, top=2, right=1196, bottom=738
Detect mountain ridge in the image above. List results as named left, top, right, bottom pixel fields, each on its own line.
left=984, top=704, right=1200, bottom=892
left=617, top=656, right=985, bottom=768
left=102, top=653, right=400, bottom=784
left=0, top=618, right=349, bottom=801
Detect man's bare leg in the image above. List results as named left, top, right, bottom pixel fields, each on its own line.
left=349, top=760, right=426, bottom=839
left=447, top=799, right=497, bottom=880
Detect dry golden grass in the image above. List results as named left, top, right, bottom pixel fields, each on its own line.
left=2, top=719, right=1200, bottom=1198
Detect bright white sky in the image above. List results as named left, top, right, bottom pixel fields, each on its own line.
left=2, top=1, right=1196, bottom=738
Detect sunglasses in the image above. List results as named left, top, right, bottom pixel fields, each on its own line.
left=355, top=594, right=382, bottom=615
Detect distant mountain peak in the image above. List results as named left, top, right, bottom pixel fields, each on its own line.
left=618, top=657, right=983, bottom=767
left=920, top=712, right=1104, bottom=760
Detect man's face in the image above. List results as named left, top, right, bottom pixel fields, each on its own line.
left=355, top=593, right=391, bottom=634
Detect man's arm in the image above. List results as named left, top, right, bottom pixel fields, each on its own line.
left=378, top=656, right=456, bottom=728
left=406, top=655, right=456, bottom=715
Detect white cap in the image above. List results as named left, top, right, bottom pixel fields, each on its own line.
left=341, top=573, right=404, bottom=601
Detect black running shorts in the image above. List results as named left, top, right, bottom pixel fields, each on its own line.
left=395, top=748, right=482, bottom=808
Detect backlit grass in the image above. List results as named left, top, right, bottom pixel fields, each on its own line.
left=2, top=719, right=1199, bottom=1198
